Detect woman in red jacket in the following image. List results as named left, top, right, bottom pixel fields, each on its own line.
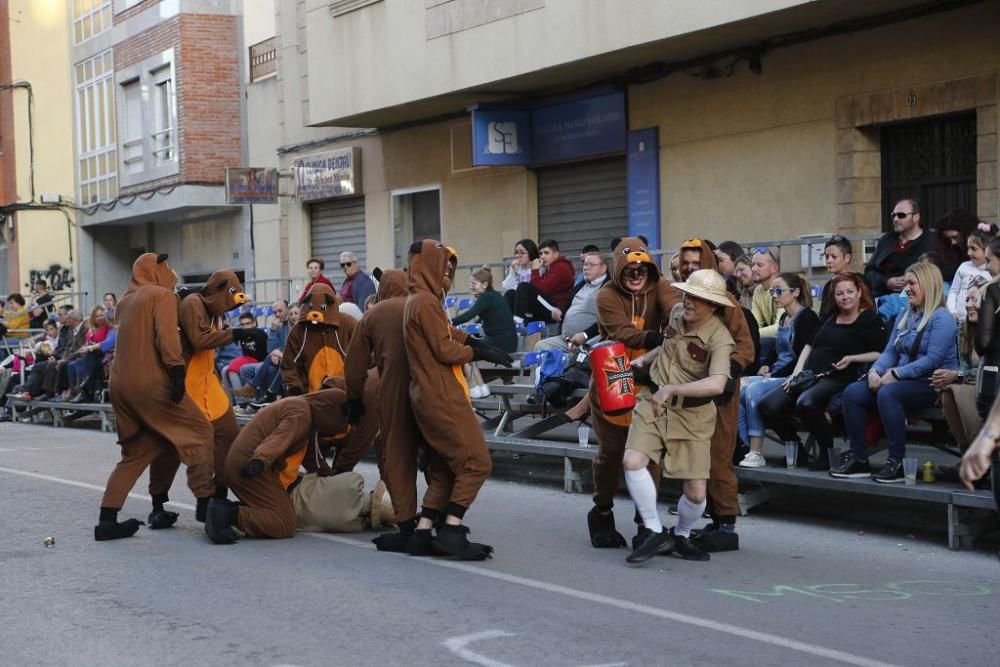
left=511, top=239, right=576, bottom=324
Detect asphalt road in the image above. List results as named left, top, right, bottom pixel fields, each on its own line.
left=1, top=423, right=998, bottom=667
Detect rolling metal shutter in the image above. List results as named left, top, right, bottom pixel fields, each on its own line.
left=537, top=157, right=628, bottom=257
left=309, top=196, right=366, bottom=285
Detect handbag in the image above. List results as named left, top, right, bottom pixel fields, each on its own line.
left=785, top=369, right=831, bottom=394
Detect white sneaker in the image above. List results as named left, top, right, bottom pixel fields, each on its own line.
left=470, top=386, right=484, bottom=399
left=479, top=384, right=491, bottom=398
left=738, top=451, right=767, bottom=468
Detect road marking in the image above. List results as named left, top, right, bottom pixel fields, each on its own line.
left=443, top=630, right=516, bottom=667
left=1, top=465, right=899, bottom=667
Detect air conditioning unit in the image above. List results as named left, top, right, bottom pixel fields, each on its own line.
left=799, top=233, right=830, bottom=270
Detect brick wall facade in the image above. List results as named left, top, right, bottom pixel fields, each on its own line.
left=112, top=11, right=241, bottom=193
left=0, top=0, right=19, bottom=286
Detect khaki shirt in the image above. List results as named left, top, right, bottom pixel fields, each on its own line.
left=636, top=304, right=735, bottom=442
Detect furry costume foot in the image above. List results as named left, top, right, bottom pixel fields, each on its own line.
left=373, top=519, right=415, bottom=552
left=587, top=506, right=626, bottom=548
left=196, top=496, right=210, bottom=523
left=147, top=510, right=179, bottom=530
left=94, top=519, right=144, bottom=541
left=406, top=528, right=436, bottom=556
left=204, top=498, right=241, bottom=545
left=432, top=524, right=494, bottom=560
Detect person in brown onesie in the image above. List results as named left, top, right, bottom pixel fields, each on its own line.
left=674, top=239, right=756, bottom=553
left=344, top=268, right=481, bottom=552
left=588, top=238, right=677, bottom=549
left=205, top=388, right=389, bottom=543
left=95, top=253, right=215, bottom=541
left=149, top=270, right=250, bottom=524
left=283, top=283, right=381, bottom=474
left=404, top=240, right=512, bottom=559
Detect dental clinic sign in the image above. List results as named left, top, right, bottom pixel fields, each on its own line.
left=471, top=91, right=626, bottom=166
left=294, top=147, right=363, bottom=201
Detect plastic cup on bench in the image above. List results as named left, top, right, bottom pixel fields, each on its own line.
left=784, top=442, right=799, bottom=469
left=903, top=457, right=919, bottom=485
left=578, top=425, right=590, bottom=447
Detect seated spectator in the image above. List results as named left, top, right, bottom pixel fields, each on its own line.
left=2, top=293, right=30, bottom=339
left=28, top=280, right=55, bottom=330
left=452, top=266, right=516, bottom=398
left=668, top=252, right=682, bottom=283
left=243, top=303, right=298, bottom=409
left=535, top=251, right=609, bottom=353
left=102, top=292, right=117, bottom=322
left=737, top=273, right=820, bottom=468
left=339, top=301, right=363, bottom=321
left=34, top=321, right=60, bottom=353
left=501, top=239, right=538, bottom=309
left=935, top=208, right=981, bottom=284
left=974, top=236, right=1000, bottom=420
left=32, top=308, right=84, bottom=400
left=865, top=198, right=934, bottom=297
left=731, top=254, right=755, bottom=309
left=935, top=277, right=986, bottom=451
left=66, top=305, right=113, bottom=403
left=508, top=239, right=576, bottom=324
left=758, top=273, right=885, bottom=470
left=832, top=261, right=957, bottom=482
left=877, top=251, right=951, bottom=326
left=338, top=251, right=376, bottom=308
left=224, top=312, right=268, bottom=411
left=945, top=228, right=990, bottom=321
left=750, top=247, right=781, bottom=337
left=297, top=258, right=335, bottom=304
left=574, top=245, right=601, bottom=287
left=818, top=235, right=870, bottom=320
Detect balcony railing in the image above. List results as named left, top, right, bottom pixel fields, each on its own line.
left=249, top=37, right=277, bottom=82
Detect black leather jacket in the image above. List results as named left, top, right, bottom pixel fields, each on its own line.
left=975, top=281, right=1000, bottom=363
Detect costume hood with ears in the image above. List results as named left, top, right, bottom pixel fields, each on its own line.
left=610, top=237, right=660, bottom=296
left=301, top=284, right=342, bottom=327
left=126, top=253, right=177, bottom=295
left=374, top=269, right=408, bottom=302
left=678, top=238, right=719, bottom=278
left=303, top=388, right=351, bottom=436
left=199, top=269, right=247, bottom=316
left=407, top=240, right=458, bottom=297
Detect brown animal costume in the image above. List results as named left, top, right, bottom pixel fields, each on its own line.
left=151, top=270, right=248, bottom=517
left=205, top=388, right=393, bottom=543
left=404, top=240, right=512, bottom=559
left=96, top=253, right=214, bottom=541
left=677, top=240, right=755, bottom=552
left=588, top=238, right=678, bottom=548
left=283, top=283, right=381, bottom=473
left=344, top=269, right=471, bottom=552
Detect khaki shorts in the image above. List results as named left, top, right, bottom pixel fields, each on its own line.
left=625, top=401, right=711, bottom=480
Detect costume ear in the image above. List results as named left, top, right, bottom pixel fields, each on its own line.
left=372, top=267, right=383, bottom=281
left=409, top=241, right=423, bottom=254
left=216, top=279, right=228, bottom=291
left=325, top=293, right=337, bottom=306
left=156, top=253, right=169, bottom=264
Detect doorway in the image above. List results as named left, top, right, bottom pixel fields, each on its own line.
left=393, top=188, right=441, bottom=266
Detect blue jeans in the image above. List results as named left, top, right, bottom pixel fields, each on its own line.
left=738, top=376, right=782, bottom=444
left=240, top=360, right=282, bottom=395
left=67, top=352, right=100, bottom=389
left=841, top=378, right=938, bottom=460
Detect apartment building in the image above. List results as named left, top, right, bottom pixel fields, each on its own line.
left=259, top=0, right=999, bottom=276
left=71, top=0, right=247, bottom=302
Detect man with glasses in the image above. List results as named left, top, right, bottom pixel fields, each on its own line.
left=750, top=248, right=781, bottom=338
left=864, top=199, right=933, bottom=297
left=338, top=251, right=376, bottom=309
left=535, top=250, right=609, bottom=353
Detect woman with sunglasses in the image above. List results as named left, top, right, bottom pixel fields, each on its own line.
left=737, top=273, right=820, bottom=468
left=757, top=273, right=885, bottom=470
left=833, top=261, right=957, bottom=482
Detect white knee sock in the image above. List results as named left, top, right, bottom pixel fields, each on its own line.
left=624, top=469, right=662, bottom=533
left=675, top=495, right=707, bottom=538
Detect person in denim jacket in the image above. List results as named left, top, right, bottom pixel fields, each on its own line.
left=832, top=261, right=958, bottom=483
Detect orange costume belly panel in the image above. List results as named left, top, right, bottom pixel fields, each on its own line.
left=308, top=347, right=346, bottom=393
left=186, top=348, right=230, bottom=421
left=279, top=448, right=307, bottom=489
left=451, top=364, right=470, bottom=403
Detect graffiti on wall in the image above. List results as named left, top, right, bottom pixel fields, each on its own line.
left=27, top=264, right=76, bottom=292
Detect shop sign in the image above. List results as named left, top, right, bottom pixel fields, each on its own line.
left=294, top=147, right=362, bottom=201
left=225, top=167, right=279, bottom=204
left=470, top=91, right=627, bottom=167
left=627, top=128, right=660, bottom=249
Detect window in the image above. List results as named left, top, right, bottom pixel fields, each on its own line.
left=74, top=50, right=118, bottom=206
left=73, top=0, right=113, bottom=45
left=115, top=49, right=179, bottom=185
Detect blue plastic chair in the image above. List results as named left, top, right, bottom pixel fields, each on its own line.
left=461, top=323, right=483, bottom=336
left=445, top=296, right=458, bottom=308
left=526, top=321, right=546, bottom=335
left=458, top=298, right=474, bottom=311
left=521, top=351, right=545, bottom=368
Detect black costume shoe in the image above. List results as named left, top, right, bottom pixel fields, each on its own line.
left=147, top=510, right=179, bottom=530
left=692, top=523, right=739, bottom=552
left=204, top=498, right=241, bottom=545
left=625, top=528, right=675, bottom=564
left=374, top=519, right=416, bottom=553
left=588, top=506, right=627, bottom=548
left=669, top=530, right=710, bottom=561
left=433, top=524, right=494, bottom=560
left=195, top=496, right=210, bottom=522
left=406, top=528, right=436, bottom=556
left=94, top=518, right=144, bottom=541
